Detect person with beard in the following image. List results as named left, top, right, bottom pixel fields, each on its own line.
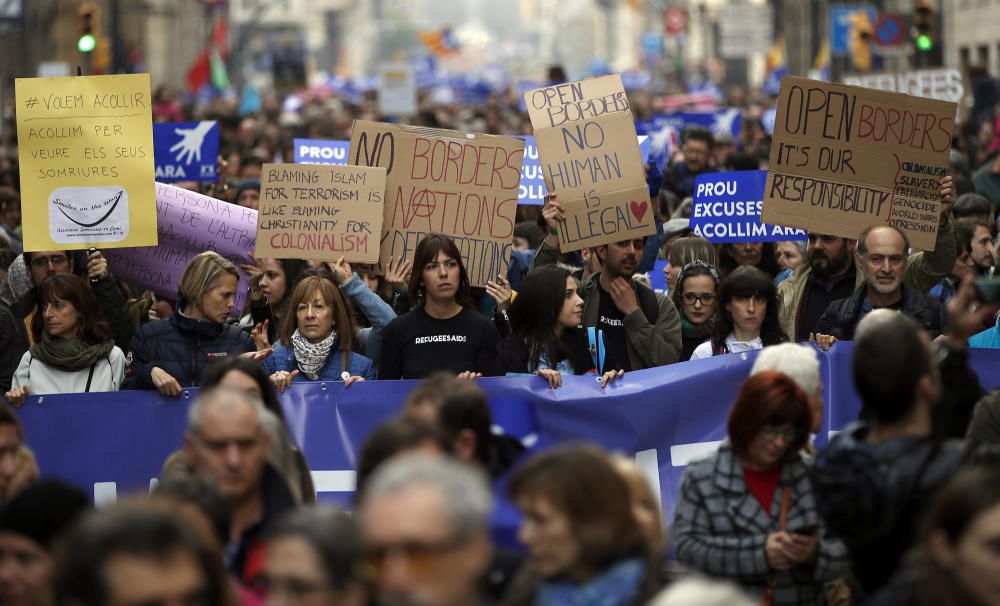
left=961, top=218, right=996, bottom=275
left=530, top=196, right=682, bottom=370
left=777, top=176, right=957, bottom=342
left=814, top=226, right=945, bottom=342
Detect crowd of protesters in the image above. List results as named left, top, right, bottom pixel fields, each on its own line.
left=0, top=64, right=997, bottom=605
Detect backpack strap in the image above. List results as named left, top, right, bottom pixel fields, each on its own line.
left=635, top=283, right=660, bottom=325
left=587, top=326, right=605, bottom=373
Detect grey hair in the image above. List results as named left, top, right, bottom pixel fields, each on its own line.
left=361, top=455, right=492, bottom=540
left=856, top=224, right=910, bottom=256
left=187, top=387, right=268, bottom=437
left=751, top=343, right=821, bottom=396
left=854, top=308, right=908, bottom=342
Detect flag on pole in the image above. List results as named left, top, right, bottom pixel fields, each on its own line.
left=187, top=17, right=229, bottom=94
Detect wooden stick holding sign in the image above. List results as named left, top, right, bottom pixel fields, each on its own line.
left=761, top=76, right=956, bottom=251
left=255, top=163, right=386, bottom=263
left=525, top=74, right=655, bottom=252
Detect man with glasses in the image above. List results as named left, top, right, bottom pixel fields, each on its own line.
left=813, top=225, right=945, bottom=343
left=778, top=177, right=957, bottom=342
left=531, top=196, right=683, bottom=370
left=359, top=455, right=494, bottom=606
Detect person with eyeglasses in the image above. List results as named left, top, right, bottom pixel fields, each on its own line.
left=258, top=508, right=371, bottom=606
left=690, top=265, right=787, bottom=360
left=670, top=261, right=720, bottom=361
left=673, top=371, right=848, bottom=605
left=359, top=454, right=494, bottom=606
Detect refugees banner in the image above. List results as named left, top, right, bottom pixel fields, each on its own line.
left=103, top=183, right=255, bottom=314
left=690, top=170, right=807, bottom=243
left=16, top=73, right=157, bottom=250
left=17, top=346, right=1000, bottom=538
left=153, top=121, right=219, bottom=182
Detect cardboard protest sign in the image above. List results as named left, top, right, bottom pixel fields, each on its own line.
left=518, top=135, right=652, bottom=205
left=378, top=64, right=417, bottom=116
left=762, top=76, right=956, bottom=250
left=293, top=138, right=350, bottom=165
left=255, top=163, right=386, bottom=264
left=525, top=74, right=655, bottom=251
left=690, top=171, right=806, bottom=243
left=103, top=183, right=255, bottom=316
left=348, top=120, right=525, bottom=287
left=153, top=121, right=219, bottom=182
left=16, top=73, right=157, bottom=251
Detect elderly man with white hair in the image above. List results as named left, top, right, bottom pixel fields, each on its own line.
left=750, top=343, right=823, bottom=435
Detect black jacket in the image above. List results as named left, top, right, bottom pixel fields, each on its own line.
left=492, top=330, right=595, bottom=377
left=815, top=283, right=944, bottom=341
left=123, top=311, right=253, bottom=389
left=0, top=302, right=28, bottom=392
left=810, top=423, right=969, bottom=598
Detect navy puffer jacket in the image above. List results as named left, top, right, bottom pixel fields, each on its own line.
left=123, top=311, right=253, bottom=390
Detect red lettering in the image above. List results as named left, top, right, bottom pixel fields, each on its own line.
left=490, top=146, right=507, bottom=190
left=857, top=104, right=874, bottom=139
left=445, top=141, right=463, bottom=183
left=411, top=138, right=430, bottom=180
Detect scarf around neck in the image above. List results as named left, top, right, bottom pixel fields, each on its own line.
left=30, top=332, right=113, bottom=372
left=291, top=328, right=338, bottom=380
left=537, top=557, right=646, bottom=606
left=681, top=313, right=713, bottom=340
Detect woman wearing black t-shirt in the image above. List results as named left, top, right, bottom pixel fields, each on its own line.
left=494, top=265, right=623, bottom=388
left=378, top=233, right=501, bottom=379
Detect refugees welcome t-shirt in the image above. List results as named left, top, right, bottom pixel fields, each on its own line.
left=378, top=307, right=501, bottom=379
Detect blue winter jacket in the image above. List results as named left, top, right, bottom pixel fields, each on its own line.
left=263, top=342, right=377, bottom=381
left=123, top=311, right=254, bottom=389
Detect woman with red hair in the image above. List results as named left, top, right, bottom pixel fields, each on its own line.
left=672, top=371, right=848, bottom=605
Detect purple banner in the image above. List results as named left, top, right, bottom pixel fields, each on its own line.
left=104, top=183, right=257, bottom=315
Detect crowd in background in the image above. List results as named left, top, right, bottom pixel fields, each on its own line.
left=0, top=65, right=997, bottom=605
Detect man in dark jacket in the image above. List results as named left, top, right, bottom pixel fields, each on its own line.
left=182, top=387, right=295, bottom=584
left=810, top=278, right=999, bottom=598
left=661, top=126, right=714, bottom=199
left=814, top=225, right=945, bottom=341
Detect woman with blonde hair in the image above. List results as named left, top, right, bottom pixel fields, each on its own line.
left=124, top=251, right=254, bottom=395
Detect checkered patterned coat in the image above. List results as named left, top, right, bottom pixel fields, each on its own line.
left=673, top=442, right=849, bottom=605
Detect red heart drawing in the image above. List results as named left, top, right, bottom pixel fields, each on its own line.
left=629, top=200, right=648, bottom=223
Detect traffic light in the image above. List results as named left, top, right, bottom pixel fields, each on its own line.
left=914, top=0, right=935, bottom=52
left=77, top=3, right=100, bottom=54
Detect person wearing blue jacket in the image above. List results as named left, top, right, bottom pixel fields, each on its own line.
left=124, top=251, right=255, bottom=395
left=264, top=274, right=376, bottom=391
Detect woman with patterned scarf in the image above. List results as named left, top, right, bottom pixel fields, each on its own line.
left=5, top=274, right=124, bottom=404
left=671, top=261, right=720, bottom=361
left=265, top=275, right=375, bottom=391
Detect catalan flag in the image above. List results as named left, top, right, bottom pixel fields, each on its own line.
left=417, top=27, right=460, bottom=58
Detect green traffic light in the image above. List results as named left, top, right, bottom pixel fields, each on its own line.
left=916, top=34, right=933, bottom=51
left=78, top=34, right=96, bottom=53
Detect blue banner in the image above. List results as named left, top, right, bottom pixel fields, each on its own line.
left=518, top=136, right=652, bottom=205
left=18, top=348, right=1000, bottom=539
left=690, top=170, right=807, bottom=243
left=292, top=138, right=350, bottom=165
left=153, top=121, right=219, bottom=182
left=634, top=110, right=742, bottom=140
left=829, top=4, right=877, bottom=56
